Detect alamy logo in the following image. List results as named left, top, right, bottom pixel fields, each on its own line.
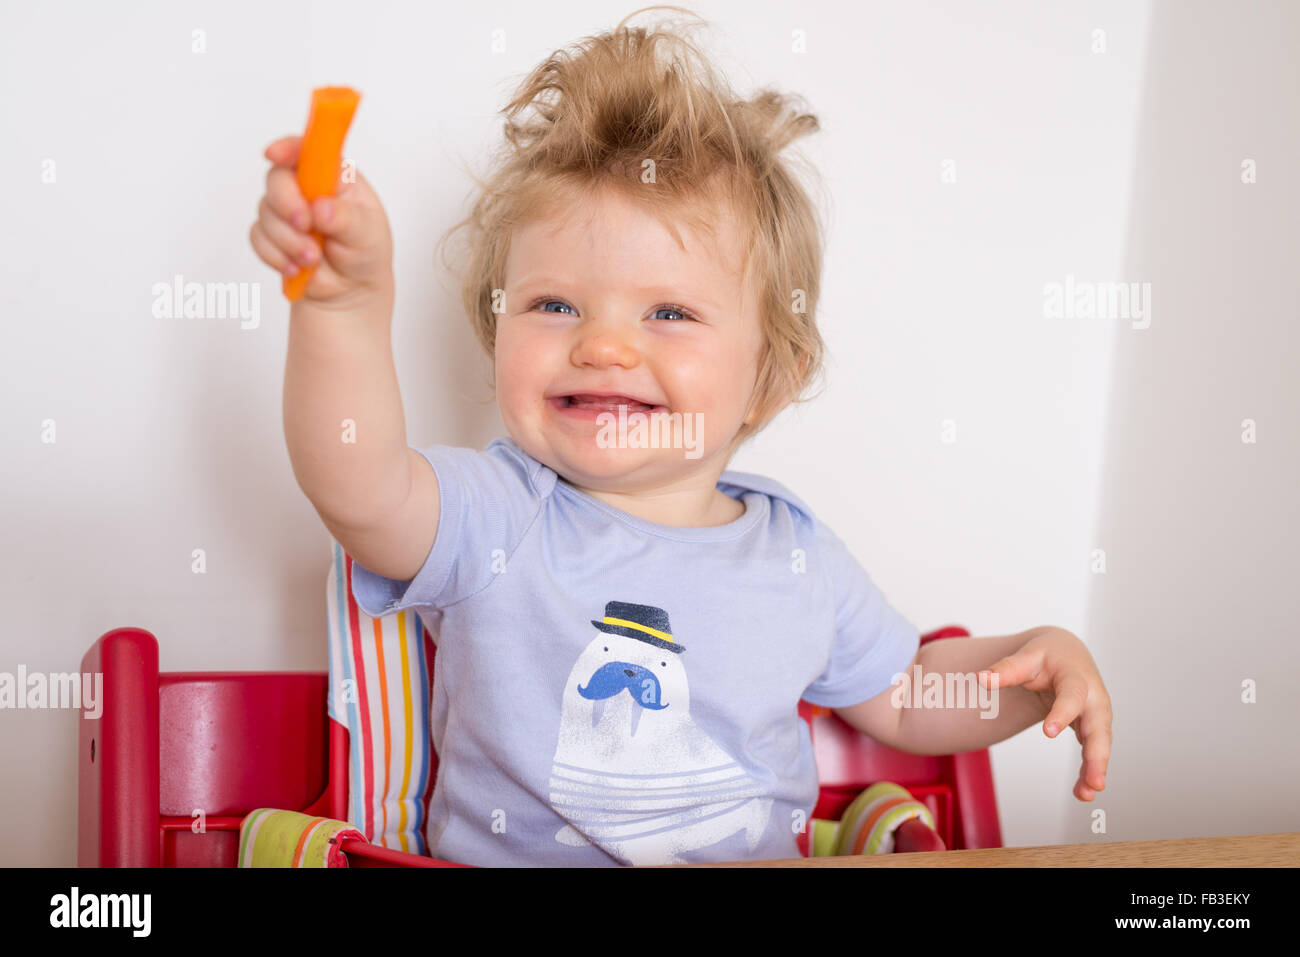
left=594, top=407, right=705, bottom=459
left=49, top=887, right=151, bottom=937
left=890, top=665, right=1000, bottom=719
left=1043, top=274, right=1151, bottom=329
left=0, top=668, right=102, bottom=718
left=151, top=273, right=261, bottom=330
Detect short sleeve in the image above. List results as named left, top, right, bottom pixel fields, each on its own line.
left=350, top=440, right=549, bottom=616
left=801, top=523, right=920, bottom=708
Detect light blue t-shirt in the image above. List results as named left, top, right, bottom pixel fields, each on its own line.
left=351, top=436, right=919, bottom=867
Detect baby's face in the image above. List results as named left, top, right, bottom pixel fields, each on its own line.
left=496, top=185, right=764, bottom=492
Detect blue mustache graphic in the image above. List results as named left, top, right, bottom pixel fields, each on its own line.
left=577, top=661, right=669, bottom=710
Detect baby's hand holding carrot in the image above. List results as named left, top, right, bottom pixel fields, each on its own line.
left=250, top=135, right=395, bottom=311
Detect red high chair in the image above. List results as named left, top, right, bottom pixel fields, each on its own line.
left=78, top=624, right=1000, bottom=866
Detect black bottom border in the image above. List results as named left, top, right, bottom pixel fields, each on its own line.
left=0, top=864, right=1290, bottom=942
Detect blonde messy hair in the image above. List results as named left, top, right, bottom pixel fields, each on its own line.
left=437, top=5, right=828, bottom=448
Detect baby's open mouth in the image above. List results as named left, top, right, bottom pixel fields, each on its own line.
left=556, top=394, right=664, bottom=413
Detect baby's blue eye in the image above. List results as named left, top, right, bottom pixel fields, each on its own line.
left=530, top=298, right=697, bottom=321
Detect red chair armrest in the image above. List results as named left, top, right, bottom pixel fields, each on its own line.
left=339, top=839, right=475, bottom=868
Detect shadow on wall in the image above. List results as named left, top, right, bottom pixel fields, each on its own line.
left=1083, top=0, right=1300, bottom=842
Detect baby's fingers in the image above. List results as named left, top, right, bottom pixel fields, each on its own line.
left=263, top=135, right=303, bottom=167
left=979, top=645, right=1046, bottom=693
left=257, top=194, right=319, bottom=267
left=1075, top=701, right=1112, bottom=799
left=308, top=192, right=366, bottom=246
left=249, top=219, right=300, bottom=277
left=265, top=164, right=312, bottom=230
left=1042, top=673, right=1089, bottom=737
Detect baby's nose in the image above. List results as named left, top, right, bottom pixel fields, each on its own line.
left=572, top=325, right=641, bottom=369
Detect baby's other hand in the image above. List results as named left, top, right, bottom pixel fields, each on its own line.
left=978, top=628, right=1112, bottom=802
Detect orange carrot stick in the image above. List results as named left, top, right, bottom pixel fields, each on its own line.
left=283, top=86, right=362, bottom=301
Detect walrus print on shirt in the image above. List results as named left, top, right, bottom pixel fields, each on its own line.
left=549, top=600, right=774, bottom=865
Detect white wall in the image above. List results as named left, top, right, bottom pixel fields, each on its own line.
left=1080, top=0, right=1300, bottom=842
left=1, top=0, right=1295, bottom=866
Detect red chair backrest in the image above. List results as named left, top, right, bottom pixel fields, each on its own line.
left=79, top=628, right=335, bottom=867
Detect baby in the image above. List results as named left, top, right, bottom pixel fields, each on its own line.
left=250, top=8, right=1111, bottom=866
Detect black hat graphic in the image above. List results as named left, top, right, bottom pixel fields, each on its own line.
left=591, top=600, right=685, bottom=654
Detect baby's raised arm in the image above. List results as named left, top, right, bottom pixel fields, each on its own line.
left=252, top=136, right=439, bottom=582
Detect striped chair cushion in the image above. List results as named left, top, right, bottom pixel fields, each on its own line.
left=325, top=540, right=438, bottom=856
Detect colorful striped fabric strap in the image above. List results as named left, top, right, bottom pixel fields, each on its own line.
left=238, top=809, right=366, bottom=867
left=808, top=782, right=937, bottom=857
left=326, top=540, right=438, bottom=856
